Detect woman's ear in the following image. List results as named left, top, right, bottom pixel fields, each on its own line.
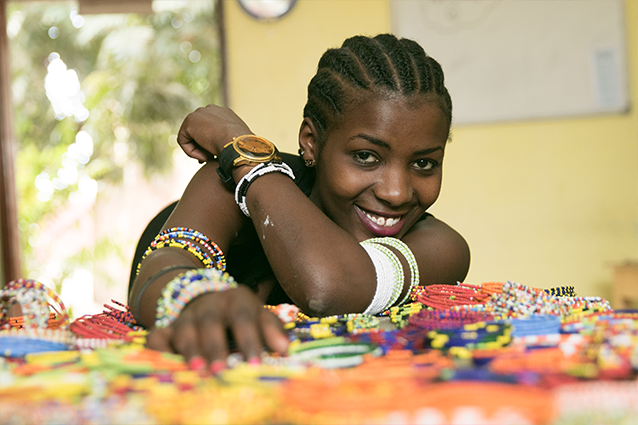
left=298, top=117, right=319, bottom=162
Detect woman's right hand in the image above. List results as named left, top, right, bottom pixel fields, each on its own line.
left=146, top=286, right=289, bottom=371
left=177, top=104, right=253, bottom=163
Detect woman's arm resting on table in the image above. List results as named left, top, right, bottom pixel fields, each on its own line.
left=130, top=161, right=288, bottom=367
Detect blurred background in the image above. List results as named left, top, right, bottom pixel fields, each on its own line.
left=1, top=0, right=636, bottom=318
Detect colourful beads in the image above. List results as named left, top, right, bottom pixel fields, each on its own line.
left=0, top=279, right=69, bottom=329
left=155, top=268, right=238, bottom=328
left=136, top=227, right=226, bottom=275
left=545, top=285, right=577, bottom=297
left=416, top=283, right=489, bottom=310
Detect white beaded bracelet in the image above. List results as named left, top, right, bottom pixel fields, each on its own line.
left=234, top=162, right=296, bottom=217
left=366, top=237, right=420, bottom=306
left=360, top=240, right=405, bottom=315
left=360, top=244, right=395, bottom=315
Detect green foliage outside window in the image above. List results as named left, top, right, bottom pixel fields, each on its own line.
left=8, top=1, right=220, bottom=304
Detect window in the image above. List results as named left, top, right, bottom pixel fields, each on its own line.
left=5, top=0, right=223, bottom=317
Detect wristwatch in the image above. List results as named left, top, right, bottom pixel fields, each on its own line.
left=216, top=135, right=281, bottom=187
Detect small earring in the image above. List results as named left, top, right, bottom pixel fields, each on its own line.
left=305, top=158, right=316, bottom=168
left=298, top=148, right=305, bottom=156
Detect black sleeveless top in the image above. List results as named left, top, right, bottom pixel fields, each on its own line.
left=128, top=153, right=313, bottom=305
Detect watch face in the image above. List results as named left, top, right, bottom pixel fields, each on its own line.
left=235, top=136, right=274, bottom=160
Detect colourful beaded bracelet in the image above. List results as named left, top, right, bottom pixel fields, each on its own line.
left=136, top=228, right=226, bottom=276
left=137, top=239, right=213, bottom=276
left=1, top=279, right=69, bottom=329
left=152, top=227, right=226, bottom=271
left=155, top=268, right=238, bottom=328
left=416, top=283, right=489, bottom=310
left=426, top=321, right=512, bottom=351
left=288, top=336, right=382, bottom=369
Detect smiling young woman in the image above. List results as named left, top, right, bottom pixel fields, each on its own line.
left=129, top=34, right=470, bottom=371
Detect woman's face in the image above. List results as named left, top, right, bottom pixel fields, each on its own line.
left=309, top=95, right=449, bottom=241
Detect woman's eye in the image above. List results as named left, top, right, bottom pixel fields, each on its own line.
left=413, top=159, right=436, bottom=171
left=354, top=152, right=378, bottom=164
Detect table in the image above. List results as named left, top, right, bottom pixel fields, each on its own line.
left=1, top=280, right=636, bottom=425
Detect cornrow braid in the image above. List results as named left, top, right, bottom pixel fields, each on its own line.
left=303, top=33, right=452, bottom=145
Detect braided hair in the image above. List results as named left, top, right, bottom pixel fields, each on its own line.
left=303, top=34, right=452, bottom=147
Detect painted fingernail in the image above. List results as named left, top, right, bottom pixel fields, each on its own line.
left=210, top=360, right=226, bottom=374
left=248, top=357, right=261, bottom=365
left=189, top=356, right=206, bottom=371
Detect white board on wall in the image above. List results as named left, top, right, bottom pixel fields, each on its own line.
left=391, top=0, right=629, bottom=125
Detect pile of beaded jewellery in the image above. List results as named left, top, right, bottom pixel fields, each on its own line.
left=136, top=227, right=226, bottom=276
left=414, top=283, right=491, bottom=310
left=290, top=314, right=381, bottom=341
left=486, top=281, right=612, bottom=320
left=0, top=279, right=69, bottom=330
left=71, top=300, right=143, bottom=348
left=425, top=321, right=512, bottom=351
left=359, top=237, right=420, bottom=315
left=155, top=268, right=238, bottom=328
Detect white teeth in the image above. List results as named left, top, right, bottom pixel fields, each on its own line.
left=365, top=212, right=400, bottom=227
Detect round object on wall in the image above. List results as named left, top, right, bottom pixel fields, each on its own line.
left=237, top=0, right=297, bottom=21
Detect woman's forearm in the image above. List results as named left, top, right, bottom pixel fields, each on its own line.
left=242, top=173, right=376, bottom=316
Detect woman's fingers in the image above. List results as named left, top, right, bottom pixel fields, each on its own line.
left=170, top=320, right=203, bottom=364
left=230, top=309, right=265, bottom=363
left=145, top=289, right=290, bottom=369
left=198, top=314, right=231, bottom=369
left=177, top=117, right=213, bottom=162
left=146, top=327, right=174, bottom=353
left=261, top=309, right=290, bottom=354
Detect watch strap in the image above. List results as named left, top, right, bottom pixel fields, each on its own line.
left=216, top=141, right=237, bottom=187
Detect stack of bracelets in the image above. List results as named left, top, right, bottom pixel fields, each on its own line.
left=155, top=268, right=238, bottom=328
left=359, top=237, right=420, bottom=315
left=425, top=321, right=512, bottom=351
left=286, top=313, right=381, bottom=341
left=288, top=336, right=383, bottom=369
left=407, top=310, right=496, bottom=333
left=136, top=227, right=226, bottom=276
left=485, top=281, right=612, bottom=320
left=414, top=283, right=490, bottom=310
left=505, top=314, right=562, bottom=337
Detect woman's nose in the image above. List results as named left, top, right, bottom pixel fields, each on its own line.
left=373, top=166, right=413, bottom=207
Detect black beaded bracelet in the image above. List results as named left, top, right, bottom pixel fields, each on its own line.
left=132, top=264, right=198, bottom=324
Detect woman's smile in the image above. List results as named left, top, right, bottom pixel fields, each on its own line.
left=355, top=205, right=406, bottom=237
